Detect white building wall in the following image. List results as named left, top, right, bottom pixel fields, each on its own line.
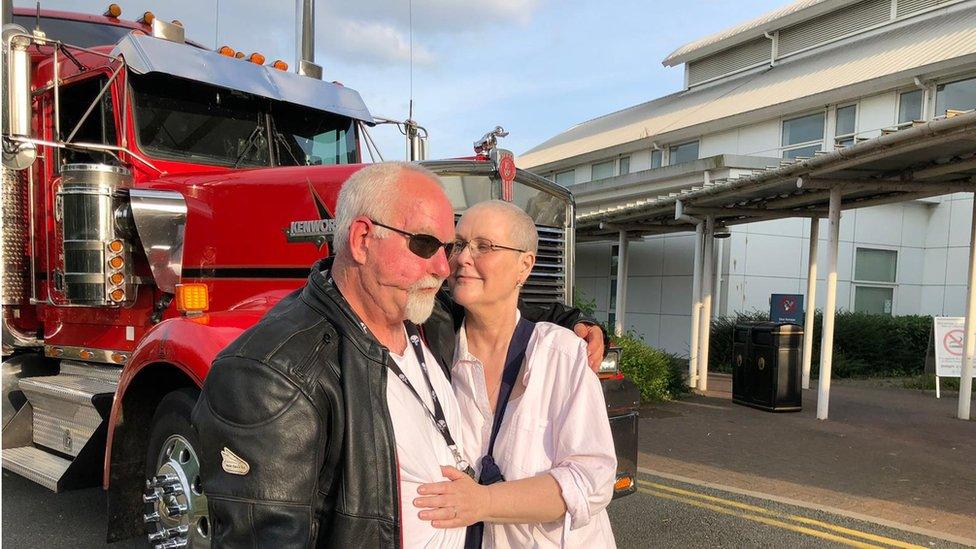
left=569, top=88, right=974, bottom=356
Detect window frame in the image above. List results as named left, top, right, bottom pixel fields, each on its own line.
left=781, top=110, right=825, bottom=159
left=591, top=160, right=615, bottom=181
left=650, top=149, right=663, bottom=169
left=896, top=88, right=924, bottom=127
left=934, top=75, right=976, bottom=117
left=608, top=244, right=619, bottom=326
left=618, top=155, right=631, bottom=176
left=668, top=140, right=700, bottom=166
left=851, top=246, right=898, bottom=316
left=833, top=103, right=857, bottom=149
left=554, top=169, right=576, bottom=187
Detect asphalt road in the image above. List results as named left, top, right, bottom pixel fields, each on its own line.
left=3, top=468, right=967, bottom=548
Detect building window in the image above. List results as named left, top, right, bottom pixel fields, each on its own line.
left=555, top=170, right=575, bottom=187
left=608, top=244, right=619, bottom=326
left=650, top=149, right=663, bottom=169
left=782, top=112, right=824, bottom=158
left=897, top=89, right=923, bottom=125
left=853, top=248, right=897, bottom=315
left=935, top=76, right=976, bottom=116
left=834, top=104, right=856, bottom=148
left=669, top=141, right=699, bottom=165
left=592, top=160, right=614, bottom=181
left=619, top=156, right=630, bottom=175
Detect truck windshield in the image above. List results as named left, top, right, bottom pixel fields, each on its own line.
left=130, top=73, right=357, bottom=167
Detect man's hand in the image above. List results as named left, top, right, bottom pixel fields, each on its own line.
left=573, top=323, right=605, bottom=373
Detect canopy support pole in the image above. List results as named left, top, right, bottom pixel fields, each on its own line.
left=817, top=188, right=841, bottom=420
left=802, top=218, right=820, bottom=389
left=697, top=215, right=715, bottom=391
left=614, top=230, right=630, bottom=337
left=689, top=224, right=704, bottom=387
left=957, top=194, right=975, bottom=420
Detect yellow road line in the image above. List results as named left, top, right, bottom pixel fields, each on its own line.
left=638, top=487, right=884, bottom=549
left=637, top=480, right=927, bottom=549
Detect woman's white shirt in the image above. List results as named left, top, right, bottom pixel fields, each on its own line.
left=452, top=313, right=617, bottom=548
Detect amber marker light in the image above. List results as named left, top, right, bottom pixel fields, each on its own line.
left=272, top=60, right=288, bottom=71
left=108, top=256, right=124, bottom=269
left=218, top=45, right=235, bottom=57
left=234, top=51, right=245, bottom=59
left=104, top=3, right=122, bottom=17
left=614, top=476, right=634, bottom=492
left=110, top=272, right=125, bottom=285
left=111, top=353, right=127, bottom=364
left=108, top=239, right=124, bottom=253
left=80, top=349, right=95, bottom=360
left=175, top=283, right=209, bottom=314
left=249, top=52, right=266, bottom=65
left=139, top=11, right=155, bottom=25
left=110, top=288, right=126, bottom=302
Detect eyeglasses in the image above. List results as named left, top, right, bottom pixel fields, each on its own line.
left=369, top=219, right=453, bottom=259
left=449, top=237, right=526, bottom=260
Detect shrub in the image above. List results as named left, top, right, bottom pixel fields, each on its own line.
left=612, top=331, right=689, bottom=402
left=708, top=310, right=933, bottom=378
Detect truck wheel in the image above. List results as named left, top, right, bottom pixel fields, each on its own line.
left=144, top=388, right=211, bottom=549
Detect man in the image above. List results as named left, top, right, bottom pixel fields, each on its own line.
left=191, top=162, right=604, bottom=547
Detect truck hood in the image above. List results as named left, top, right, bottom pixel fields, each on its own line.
left=139, top=164, right=367, bottom=273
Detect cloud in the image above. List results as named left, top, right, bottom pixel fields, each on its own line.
left=319, top=17, right=435, bottom=67
left=320, top=0, right=542, bottom=33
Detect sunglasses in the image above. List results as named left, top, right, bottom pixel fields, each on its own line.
left=370, top=219, right=454, bottom=259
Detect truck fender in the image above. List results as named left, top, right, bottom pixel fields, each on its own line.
left=103, top=309, right=264, bottom=542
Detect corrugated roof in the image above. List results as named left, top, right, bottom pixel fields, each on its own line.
left=519, top=9, right=976, bottom=170
left=662, top=0, right=855, bottom=66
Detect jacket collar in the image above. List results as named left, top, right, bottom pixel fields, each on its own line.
left=300, top=257, right=389, bottom=363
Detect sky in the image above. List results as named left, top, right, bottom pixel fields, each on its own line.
left=12, top=0, right=785, bottom=160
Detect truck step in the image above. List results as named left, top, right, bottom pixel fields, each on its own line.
left=2, top=446, right=72, bottom=492
left=19, top=372, right=117, bottom=457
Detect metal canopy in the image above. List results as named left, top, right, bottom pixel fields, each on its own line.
left=577, top=111, right=976, bottom=240
left=112, top=34, right=375, bottom=124
left=580, top=110, right=976, bottom=422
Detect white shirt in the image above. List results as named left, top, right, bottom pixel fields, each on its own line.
left=452, top=313, right=618, bottom=548
left=387, top=331, right=466, bottom=549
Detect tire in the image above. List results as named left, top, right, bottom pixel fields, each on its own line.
left=144, top=388, right=211, bottom=548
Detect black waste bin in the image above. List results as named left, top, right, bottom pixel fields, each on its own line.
left=731, top=322, right=803, bottom=412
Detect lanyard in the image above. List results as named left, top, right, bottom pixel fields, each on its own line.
left=391, top=322, right=476, bottom=478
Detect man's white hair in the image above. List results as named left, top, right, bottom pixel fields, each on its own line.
left=332, top=162, right=442, bottom=256
left=463, top=200, right=538, bottom=254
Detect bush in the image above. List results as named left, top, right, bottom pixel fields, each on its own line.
left=612, top=331, right=689, bottom=402
left=708, top=310, right=933, bottom=378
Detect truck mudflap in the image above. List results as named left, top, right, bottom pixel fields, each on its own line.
left=603, top=376, right=640, bottom=499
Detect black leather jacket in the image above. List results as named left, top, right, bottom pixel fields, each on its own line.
left=191, top=258, right=587, bottom=548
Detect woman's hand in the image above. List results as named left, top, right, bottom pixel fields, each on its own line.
left=414, top=466, right=491, bottom=528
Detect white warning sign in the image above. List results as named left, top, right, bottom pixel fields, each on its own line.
left=933, top=317, right=973, bottom=378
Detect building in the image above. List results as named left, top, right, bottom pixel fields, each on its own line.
left=520, top=0, right=976, bottom=356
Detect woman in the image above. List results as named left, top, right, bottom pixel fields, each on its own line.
left=413, top=200, right=617, bottom=548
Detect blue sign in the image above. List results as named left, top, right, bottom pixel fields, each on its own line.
left=770, top=293, right=804, bottom=324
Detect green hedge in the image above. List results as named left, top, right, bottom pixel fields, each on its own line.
left=611, top=332, right=689, bottom=402
left=709, top=311, right=932, bottom=378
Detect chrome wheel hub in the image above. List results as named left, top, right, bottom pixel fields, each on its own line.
left=144, top=434, right=210, bottom=549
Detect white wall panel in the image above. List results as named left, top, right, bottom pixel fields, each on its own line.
left=943, top=285, right=969, bottom=316
left=922, top=247, right=949, bottom=285
left=658, top=314, right=693, bottom=356
left=662, top=235, right=697, bottom=276
left=575, top=243, right=610, bottom=277
left=900, top=203, right=931, bottom=248
left=944, top=247, right=970, bottom=286
left=919, top=285, right=946, bottom=315
left=894, top=284, right=922, bottom=315
left=948, top=196, right=974, bottom=247
left=736, top=119, right=780, bottom=156
left=699, top=128, right=739, bottom=158
left=744, top=233, right=804, bottom=278
left=924, top=201, right=952, bottom=247
left=629, top=238, right=664, bottom=276
left=626, top=276, right=663, bottom=314
left=625, top=312, right=661, bottom=347
left=855, top=92, right=896, bottom=139
left=897, top=247, right=924, bottom=285
left=853, top=204, right=903, bottom=246
left=661, top=276, right=694, bottom=315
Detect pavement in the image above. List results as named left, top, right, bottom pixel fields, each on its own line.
left=3, top=373, right=975, bottom=547
left=638, top=373, right=976, bottom=545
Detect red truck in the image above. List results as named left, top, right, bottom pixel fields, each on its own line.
left=1, top=4, right=639, bottom=547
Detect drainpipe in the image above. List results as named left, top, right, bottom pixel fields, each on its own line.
left=676, top=199, right=704, bottom=388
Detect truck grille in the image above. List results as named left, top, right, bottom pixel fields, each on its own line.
left=523, top=225, right=567, bottom=304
